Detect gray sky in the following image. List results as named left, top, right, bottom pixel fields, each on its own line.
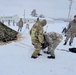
left=0, top=0, right=76, bottom=18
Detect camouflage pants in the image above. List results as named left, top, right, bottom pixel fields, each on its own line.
left=48, top=40, right=60, bottom=57
left=32, top=39, right=42, bottom=57
left=65, top=32, right=75, bottom=43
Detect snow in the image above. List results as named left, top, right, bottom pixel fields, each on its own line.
left=0, top=21, right=76, bottom=75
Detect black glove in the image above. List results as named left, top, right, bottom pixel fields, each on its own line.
left=41, top=41, right=48, bottom=49
left=32, top=43, right=34, bottom=45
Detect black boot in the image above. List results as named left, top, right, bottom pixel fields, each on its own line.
left=38, top=53, right=42, bottom=56
left=31, top=56, right=37, bottom=59
left=47, top=56, right=55, bottom=59
left=69, top=42, right=72, bottom=46
left=63, top=42, right=67, bottom=45
left=43, top=51, right=50, bottom=54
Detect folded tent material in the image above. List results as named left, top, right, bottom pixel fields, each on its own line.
left=0, top=22, right=18, bottom=42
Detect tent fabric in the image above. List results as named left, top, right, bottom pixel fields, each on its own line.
left=0, top=22, right=18, bottom=42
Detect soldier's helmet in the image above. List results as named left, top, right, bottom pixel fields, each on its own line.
left=41, top=19, right=47, bottom=27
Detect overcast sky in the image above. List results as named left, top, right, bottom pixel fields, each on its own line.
left=0, top=0, right=76, bottom=18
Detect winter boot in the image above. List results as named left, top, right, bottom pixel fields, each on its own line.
left=43, top=51, right=51, bottom=54
left=38, top=53, right=42, bottom=56
left=31, top=56, right=37, bottom=59
left=63, top=41, right=67, bottom=45
left=69, top=42, right=72, bottom=46
left=47, top=56, right=55, bottom=59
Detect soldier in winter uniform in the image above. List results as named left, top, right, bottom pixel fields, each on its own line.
left=13, top=20, right=15, bottom=26
left=64, top=15, right=76, bottom=46
left=41, top=32, right=63, bottom=59
left=2, top=20, right=4, bottom=24
left=8, top=20, right=10, bottom=25
left=18, top=18, right=23, bottom=32
left=30, top=19, right=47, bottom=59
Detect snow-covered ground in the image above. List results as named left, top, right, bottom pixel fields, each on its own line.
left=0, top=21, right=76, bottom=75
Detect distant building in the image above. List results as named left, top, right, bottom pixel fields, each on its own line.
left=23, top=17, right=54, bottom=24
left=0, top=15, right=54, bottom=24
left=0, top=15, right=20, bottom=23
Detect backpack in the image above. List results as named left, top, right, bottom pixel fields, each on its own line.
left=69, top=48, right=76, bottom=53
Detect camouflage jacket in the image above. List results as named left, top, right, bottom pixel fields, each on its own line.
left=30, top=21, right=44, bottom=43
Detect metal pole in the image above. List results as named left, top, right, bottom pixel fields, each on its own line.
left=24, top=9, right=25, bottom=19
left=23, top=9, right=25, bottom=23
left=66, top=0, right=73, bottom=27
left=68, top=0, right=73, bottom=22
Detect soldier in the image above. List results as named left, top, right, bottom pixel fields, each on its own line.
left=42, top=32, right=63, bottom=59
left=2, top=20, right=4, bottom=24
left=8, top=20, right=10, bottom=25
left=30, top=19, right=47, bottom=59
left=18, top=18, right=23, bottom=32
left=64, top=15, right=76, bottom=46
left=13, top=20, right=15, bottom=26
left=26, top=24, right=29, bottom=29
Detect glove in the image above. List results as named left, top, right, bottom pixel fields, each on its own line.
left=41, top=41, right=48, bottom=49
left=32, top=43, right=34, bottom=45
left=41, top=43, right=45, bottom=49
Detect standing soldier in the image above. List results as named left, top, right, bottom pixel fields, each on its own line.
left=26, top=24, right=29, bottom=29
left=13, top=20, right=15, bottom=26
left=2, top=20, right=4, bottom=24
left=42, top=32, right=63, bottom=59
left=30, top=19, right=47, bottom=59
left=64, top=15, right=76, bottom=46
left=18, top=18, right=23, bottom=32
left=8, top=20, right=10, bottom=25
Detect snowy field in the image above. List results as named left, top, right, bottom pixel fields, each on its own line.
left=0, top=21, right=76, bottom=75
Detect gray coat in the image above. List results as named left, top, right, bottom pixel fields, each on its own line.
left=67, top=20, right=76, bottom=34
left=43, top=32, right=63, bottom=56
left=65, top=20, right=76, bottom=43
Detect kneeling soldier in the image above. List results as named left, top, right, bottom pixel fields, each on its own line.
left=42, top=32, right=63, bottom=59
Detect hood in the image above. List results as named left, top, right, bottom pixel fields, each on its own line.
left=41, top=19, right=47, bottom=27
